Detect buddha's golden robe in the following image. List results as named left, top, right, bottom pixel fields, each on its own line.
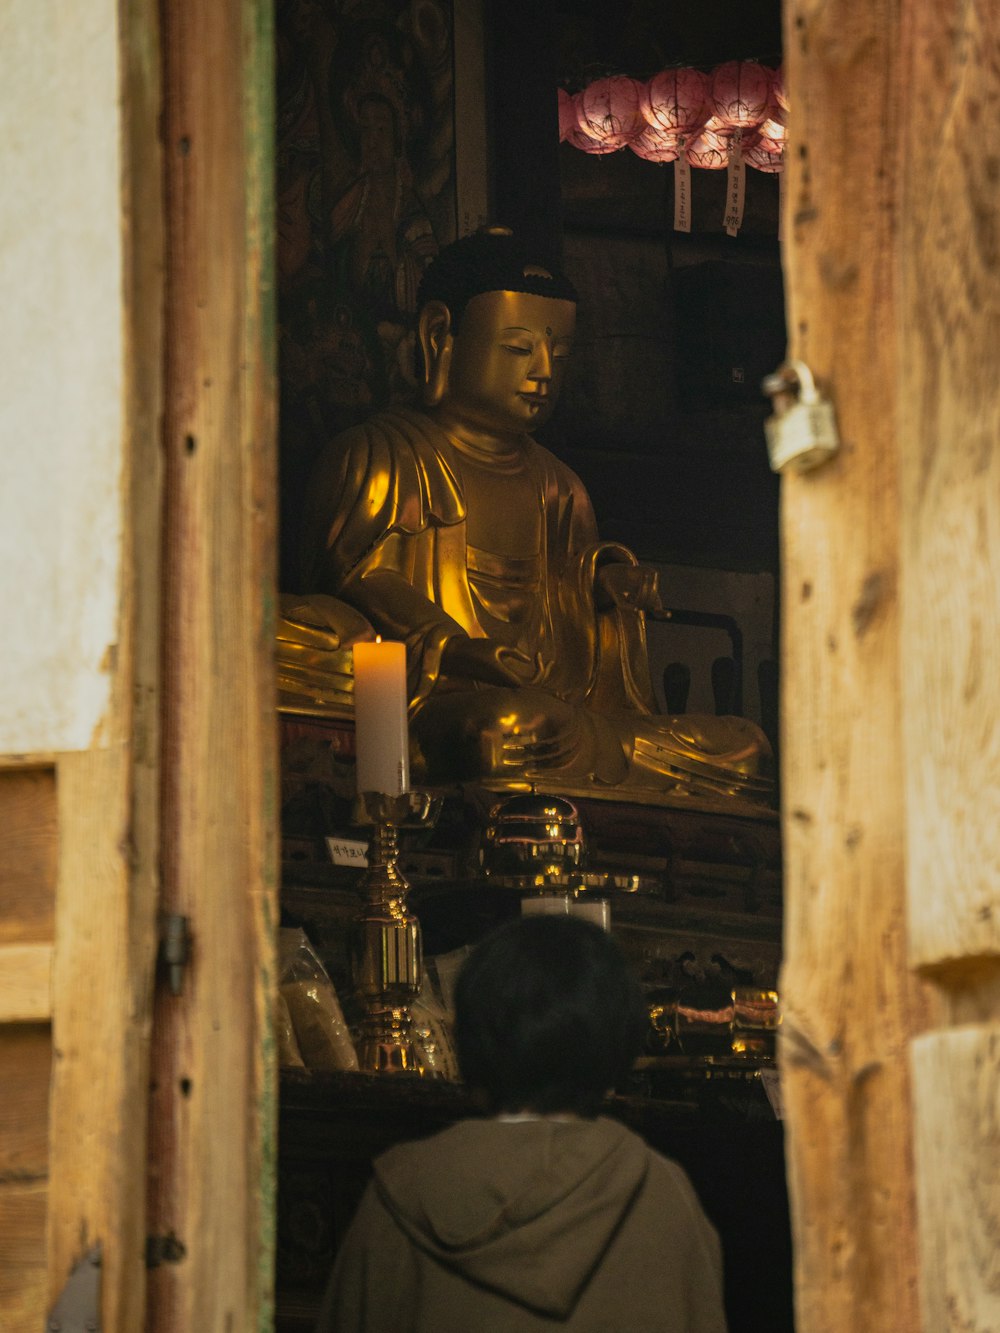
left=302, top=406, right=771, bottom=800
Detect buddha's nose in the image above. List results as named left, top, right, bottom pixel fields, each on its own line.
left=528, top=340, right=553, bottom=381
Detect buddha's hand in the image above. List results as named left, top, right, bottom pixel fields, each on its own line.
left=440, top=635, right=537, bottom=687
left=594, top=562, right=662, bottom=614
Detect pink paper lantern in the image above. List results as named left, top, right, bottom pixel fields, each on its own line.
left=576, top=76, right=646, bottom=149
left=558, top=87, right=577, bottom=142
left=685, top=126, right=730, bottom=170
left=629, top=123, right=682, bottom=163
left=756, top=101, right=787, bottom=150
left=640, top=67, right=710, bottom=137
left=744, top=142, right=784, bottom=172
left=709, top=60, right=772, bottom=130
left=772, top=65, right=790, bottom=113
left=560, top=89, right=621, bottom=154
left=564, top=128, right=622, bottom=154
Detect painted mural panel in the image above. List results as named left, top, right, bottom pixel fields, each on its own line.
left=276, top=0, right=460, bottom=584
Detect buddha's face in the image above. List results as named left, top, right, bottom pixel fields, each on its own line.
left=442, top=289, right=576, bottom=435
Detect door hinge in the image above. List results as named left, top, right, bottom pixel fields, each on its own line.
left=46, top=1242, right=101, bottom=1332
left=158, top=912, right=191, bottom=995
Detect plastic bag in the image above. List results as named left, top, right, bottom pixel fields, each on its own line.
left=278, top=927, right=358, bottom=1072
left=410, top=990, right=459, bottom=1080
left=275, top=988, right=305, bottom=1069
left=411, top=946, right=471, bottom=1080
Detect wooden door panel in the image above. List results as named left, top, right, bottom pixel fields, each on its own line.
left=0, top=771, right=56, bottom=1331
left=0, top=769, right=57, bottom=946
left=0, top=1027, right=51, bottom=1326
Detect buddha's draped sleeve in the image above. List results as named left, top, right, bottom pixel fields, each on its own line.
left=302, top=408, right=475, bottom=708
left=538, top=447, right=658, bottom=715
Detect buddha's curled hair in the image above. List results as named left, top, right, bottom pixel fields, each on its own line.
left=417, top=226, right=578, bottom=327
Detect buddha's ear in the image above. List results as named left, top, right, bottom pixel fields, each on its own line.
left=418, top=300, right=453, bottom=407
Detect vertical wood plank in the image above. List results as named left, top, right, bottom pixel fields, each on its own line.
left=898, top=5, right=1000, bottom=1328
left=44, top=0, right=165, bottom=1327
left=0, top=1026, right=51, bottom=1332
left=48, top=749, right=159, bottom=1329
left=778, top=2, right=936, bottom=1328
left=148, top=0, right=278, bottom=1327
left=897, top=0, right=1000, bottom=972
left=911, top=1029, right=1000, bottom=1330
left=0, top=1184, right=48, bottom=1329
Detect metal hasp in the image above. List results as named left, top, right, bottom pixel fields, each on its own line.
left=762, top=359, right=841, bottom=474
left=159, top=912, right=190, bottom=996
left=45, top=1242, right=101, bottom=1332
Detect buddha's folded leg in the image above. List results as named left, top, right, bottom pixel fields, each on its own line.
left=624, top=713, right=774, bottom=798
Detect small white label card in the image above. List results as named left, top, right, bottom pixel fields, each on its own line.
left=326, top=836, right=369, bottom=868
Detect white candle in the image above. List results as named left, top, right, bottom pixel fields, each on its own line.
left=569, top=897, right=611, bottom=931
left=352, top=639, right=410, bottom=795
left=520, top=894, right=570, bottom=917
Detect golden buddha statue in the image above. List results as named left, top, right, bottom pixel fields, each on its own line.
left=286, top=228, right=772, bottom=803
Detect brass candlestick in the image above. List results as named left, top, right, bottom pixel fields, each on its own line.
left=351, top=789, right=436, bottom=1073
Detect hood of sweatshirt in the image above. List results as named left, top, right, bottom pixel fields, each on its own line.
left=372, top=1115, right=650, bottom=1319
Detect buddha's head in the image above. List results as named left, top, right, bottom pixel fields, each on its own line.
left=416, top=228, right=578, bottom=436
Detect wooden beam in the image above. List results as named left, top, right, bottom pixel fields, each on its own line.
left=898, top=2, right=1000, bottom=1327
left=778, top=2, right=937, bottom=1329
left=0, top=946, right=52, bottom=1023
left=147, top=0, right=278, bottom=1327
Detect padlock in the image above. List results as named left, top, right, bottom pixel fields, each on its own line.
left=762, top=360, right=840, bottom=474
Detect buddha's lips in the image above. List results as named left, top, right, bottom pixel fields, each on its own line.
left=519, top=391, right=549, bottom=405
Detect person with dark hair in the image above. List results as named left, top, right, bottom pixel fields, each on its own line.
left=315, top=915, right=727, bottom=1331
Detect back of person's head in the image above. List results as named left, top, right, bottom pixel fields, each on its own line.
left=453, top=914, right=646, bottom=1117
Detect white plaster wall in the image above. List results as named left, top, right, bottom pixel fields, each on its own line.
left=0, top=0, right=124, bottom=753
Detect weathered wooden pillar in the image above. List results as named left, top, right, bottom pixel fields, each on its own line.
left=147, top=0, right=278, bottom=1328
left=782, top=0, right=1000, bottom=1326
left=897, top=3, right=1000, bottom=1328
left=779, top=1, right=936, bottom=1328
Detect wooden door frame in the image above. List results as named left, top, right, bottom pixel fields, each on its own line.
left=146, top=0, right=279, bottom=1328
left=42, top=0, right=278, bottom=1328
left=780, top=1, right=1000, bottom=1329
left=37, top=0, right=998, bottom=1327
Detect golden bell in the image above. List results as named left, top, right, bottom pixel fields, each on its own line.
left=480, top=792, right=588, bottom=884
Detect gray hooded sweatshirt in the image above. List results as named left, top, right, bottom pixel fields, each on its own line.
left=316, top=1115, right=727, bottom=1332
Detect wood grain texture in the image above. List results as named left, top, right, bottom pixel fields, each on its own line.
left=0, top=1180, right=48, bottom=1331
left=0, top=945, right=52, bottom=1022
left=912, top=1028, right=1000, bottom=1330
left=44, top=1, right=165, bottom=1328
left=0, top=768, right=56, bottom=945
left=895, top=6, right=1000, bottom=1326
left=0, top=1025, right=51, bottom=1177
left=0, top=1027, right=50, bottom=1333
left=778, top=3, right=936, bottom=1329
left=898, top=0, right=1000, bottom=972
left=147, top=0, right=278, bottom=1328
